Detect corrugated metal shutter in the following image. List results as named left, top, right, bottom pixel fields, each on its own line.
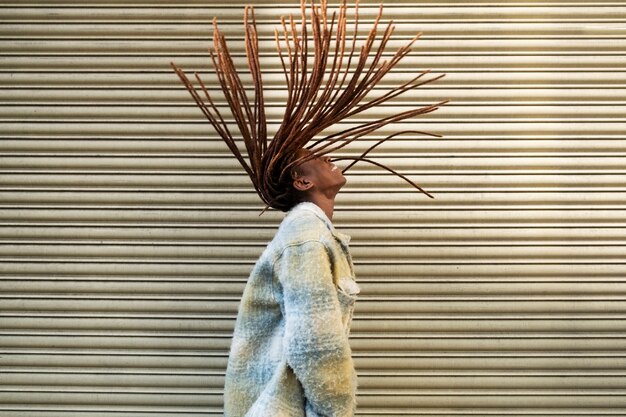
left=2, top=0, right=626, bottom=415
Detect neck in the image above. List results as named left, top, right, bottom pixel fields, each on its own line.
left=304, top=193, right=336, bottom=220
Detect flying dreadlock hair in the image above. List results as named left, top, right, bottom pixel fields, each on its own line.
left=172, top=0, right=448, bottom=212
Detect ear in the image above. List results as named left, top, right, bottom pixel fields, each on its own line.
left=293, top=176, right=314, bottom=192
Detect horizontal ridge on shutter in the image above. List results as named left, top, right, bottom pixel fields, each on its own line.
left=1, top=1, right=626, bottom=416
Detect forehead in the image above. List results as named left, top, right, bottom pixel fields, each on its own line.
left=295, top=148, right=314, bottom=158
left=293, top=149, right=324, bottom=174
left=294, top=148, right=320, bottom=165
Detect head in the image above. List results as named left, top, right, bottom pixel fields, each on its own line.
left=292, top=149, right=347, bottom=201
left=262, top=148, right=347, bottom=212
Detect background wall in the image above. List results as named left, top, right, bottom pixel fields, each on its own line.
left=2, top=0, right=626, bottom=415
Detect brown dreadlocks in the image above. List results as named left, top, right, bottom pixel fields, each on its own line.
left=172, top=0, right=448, bottom=212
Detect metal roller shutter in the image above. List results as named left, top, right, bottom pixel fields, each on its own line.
left=1, top=0, right=626, bottom=415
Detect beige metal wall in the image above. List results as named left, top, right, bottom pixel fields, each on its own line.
left=2, top=0, right=626, bottom=415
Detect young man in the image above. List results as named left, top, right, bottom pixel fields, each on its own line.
left=223, top=151, right=359, bottom=416
left=171, top=1, right=445, bottom=415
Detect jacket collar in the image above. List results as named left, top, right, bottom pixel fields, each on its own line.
left=291, top=202, right=351, bottom=245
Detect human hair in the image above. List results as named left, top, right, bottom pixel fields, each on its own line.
left=261, top=151, right=306, bottom=212
left=172, top=0, right=447, bottom=212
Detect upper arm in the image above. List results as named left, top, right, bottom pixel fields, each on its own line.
left=276, top=240, right=356, bottom=416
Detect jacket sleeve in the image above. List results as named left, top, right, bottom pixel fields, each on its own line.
left=277, top=240, right=357, bottom=416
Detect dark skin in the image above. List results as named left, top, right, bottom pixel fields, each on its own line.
left=292, top=150, right=347, bottom=220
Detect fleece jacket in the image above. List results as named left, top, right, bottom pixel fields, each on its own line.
left=223, top=202, right=360, bottom=417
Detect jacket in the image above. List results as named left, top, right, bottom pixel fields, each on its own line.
left=223, top=202, right=359, bottom=417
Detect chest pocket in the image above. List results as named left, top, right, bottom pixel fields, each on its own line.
left=336, top=277, right=360, bottom=333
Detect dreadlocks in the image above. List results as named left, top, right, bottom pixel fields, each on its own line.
left=172, top=0, right=448, bottom=212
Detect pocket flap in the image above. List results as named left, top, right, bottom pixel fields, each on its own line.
left=338, top=277, right=360, bottom=296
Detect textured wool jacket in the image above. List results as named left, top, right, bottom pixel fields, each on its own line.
left=223, top=202, right=360, bottom=417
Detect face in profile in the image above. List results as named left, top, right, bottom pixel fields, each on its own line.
left=292, top=150, right=347, bottom=197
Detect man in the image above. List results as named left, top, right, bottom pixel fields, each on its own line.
left=171, top=1, right=445, bottom=415
left=223, top=150, right=359, bottom=416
